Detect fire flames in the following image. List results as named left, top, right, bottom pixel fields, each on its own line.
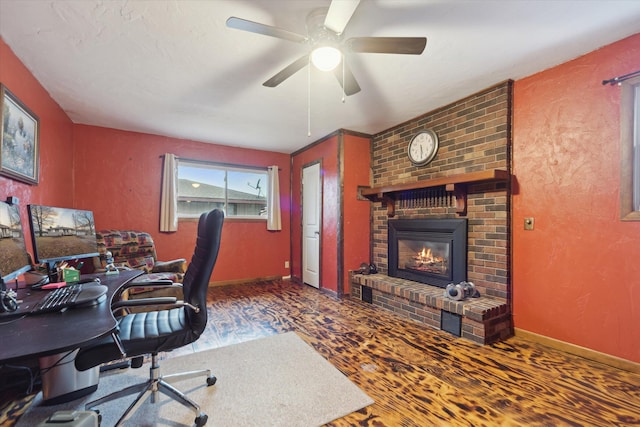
left=419, top=248, right=433, bottom=263
left=405, top=247, right=447, bottom=274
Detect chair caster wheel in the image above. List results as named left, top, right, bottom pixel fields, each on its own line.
left=206, top=375, right=217, bottom=386
left=195, top=412, right=208, bottom=426
left=130, top=356, right=144, bottom=369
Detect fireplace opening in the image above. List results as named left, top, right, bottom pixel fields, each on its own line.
left=400, top=240, right=450, bottom=276
left=388, top=218, right=467, bottom=288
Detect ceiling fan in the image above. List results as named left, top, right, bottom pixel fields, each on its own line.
left=226, top=0, right=427, bottom=96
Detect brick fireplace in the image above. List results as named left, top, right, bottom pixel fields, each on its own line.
left=352, top=81, right=513, bottom=344
left=388, top=218, right=467, bottom=287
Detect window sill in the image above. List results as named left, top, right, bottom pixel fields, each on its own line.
left=178, top=216, right=266, bottom=223
left=621, top=211, right=640, bottom=221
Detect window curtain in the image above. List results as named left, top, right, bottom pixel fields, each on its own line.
left=160, top=153, right=178, bottom=232
left=267, top=165, right=282, bottom=231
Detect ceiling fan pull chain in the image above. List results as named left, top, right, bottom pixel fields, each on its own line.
left=341, top=54, right=346, bottom=103
left=308, top=56, right=312, bottom=137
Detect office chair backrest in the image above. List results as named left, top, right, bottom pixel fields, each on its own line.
left=182, top=209, right=224, bottom=335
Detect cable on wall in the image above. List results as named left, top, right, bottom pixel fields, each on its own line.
left=308, top=56, right=312, bottom=137
left=341, top=53, right=346, bottom=104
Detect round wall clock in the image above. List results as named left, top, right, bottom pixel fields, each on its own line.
left=408, top=129, right=439, bottom=166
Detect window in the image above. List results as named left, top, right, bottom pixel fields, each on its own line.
left=177, top=160, right=268, bottom=219
left=620, top=75, right=640, bottom=220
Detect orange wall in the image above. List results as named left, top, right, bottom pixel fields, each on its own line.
left=0, top=38, right=75, bottom=256
left=291, top=132, right=371, bottom=295
left=342, top=133, right=371, bottom=293
left=512, top=33, right=640, bottom=363
left=73, top=125, right=291, bottom=283
left=291, top=135, right=339, bottom=292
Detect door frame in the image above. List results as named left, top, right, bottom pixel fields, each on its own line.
left=301, top=159, right=322, bottom=288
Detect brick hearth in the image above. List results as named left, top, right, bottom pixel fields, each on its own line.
left=351, top=273, right=511, bottom=345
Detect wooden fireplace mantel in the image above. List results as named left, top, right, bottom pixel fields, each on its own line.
left=360, top=169, right=510, bottom=217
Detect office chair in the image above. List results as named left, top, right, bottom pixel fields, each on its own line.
left=75, top=209, right=224, bottom=427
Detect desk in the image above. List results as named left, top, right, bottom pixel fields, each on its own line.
left=0, top=270, right=143, bottom=403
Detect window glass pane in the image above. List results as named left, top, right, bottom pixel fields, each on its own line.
left=180, top=164, right=226, bottom=188
left=227, top=170, right=267, bottom=217
left=176, top=161, right=267, bottom=219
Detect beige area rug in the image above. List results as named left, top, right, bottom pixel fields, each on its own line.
left=18, top=332, right=374, bottom=427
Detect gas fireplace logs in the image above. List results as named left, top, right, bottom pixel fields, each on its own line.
left=404, top=247, right=447, bottom=274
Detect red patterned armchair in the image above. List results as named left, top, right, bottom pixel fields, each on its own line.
left=92, top=230, right=186, bottom=294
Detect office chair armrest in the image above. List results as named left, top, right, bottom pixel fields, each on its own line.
left=112, top=296, right=179, bottom=315
left=118, top=281, right=182, bottom=296
left=116, top=282, right=183, bottom=306
left=113, top=297, right=202, bottom=316
left=122, top=280, right=177, bottom=289
left=94, top=265, right=132, bottom=273
left=113, top=296, right=177, bottom=307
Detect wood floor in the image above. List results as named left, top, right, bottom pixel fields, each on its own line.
left=4, top=279, right=640, bottom=426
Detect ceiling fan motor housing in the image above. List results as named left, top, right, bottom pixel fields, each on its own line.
left=306, top=8, right=340, bottom=46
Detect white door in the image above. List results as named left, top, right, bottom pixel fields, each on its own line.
left=302, top=163, right=321, bottom=288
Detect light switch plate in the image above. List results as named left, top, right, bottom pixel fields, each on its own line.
left=524, top=217, right=534, bottom=230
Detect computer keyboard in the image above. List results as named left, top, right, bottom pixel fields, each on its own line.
left=30, top=284, right=109, bottom=315
left=31, top=284, right=85, bottom=314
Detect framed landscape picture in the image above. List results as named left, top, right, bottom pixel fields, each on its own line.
left=1, top=84, right=40, bottom=185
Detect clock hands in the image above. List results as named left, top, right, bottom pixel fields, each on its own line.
left=408, top=129, right=439, bottom=166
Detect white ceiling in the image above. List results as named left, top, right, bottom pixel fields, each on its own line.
left=1, top=0, right=639, bottom=154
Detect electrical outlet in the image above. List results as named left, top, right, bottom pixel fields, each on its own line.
left=284, top=261, right=290, bottom=268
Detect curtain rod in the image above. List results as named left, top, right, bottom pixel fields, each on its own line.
left=159, top=154, right=280, bottom=171
left=602, top=69, right=640, bottom=86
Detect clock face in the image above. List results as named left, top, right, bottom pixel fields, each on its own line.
left=408, top=130, right=438, bottom=166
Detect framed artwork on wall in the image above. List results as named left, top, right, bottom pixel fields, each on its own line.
left=0, top=84, right=40, bottom=185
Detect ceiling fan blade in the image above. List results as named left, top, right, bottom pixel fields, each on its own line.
left=263, top=55, right=309, bottom=87
left=333, top=61, right=361, bottom=96
left=226, top=17, right=307, bottom=44
left=324, top=0, right=360, bottom=35
left=346, top=37, right=427, bottom=55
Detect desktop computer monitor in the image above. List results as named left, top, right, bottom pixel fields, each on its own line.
left=0, top=200, right=32, bottom=283
left=27, top=204, right=99, bottom=276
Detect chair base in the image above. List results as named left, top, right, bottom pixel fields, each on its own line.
left=85, top=353, right=216, bottom=427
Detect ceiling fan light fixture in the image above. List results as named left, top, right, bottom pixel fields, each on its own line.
left=310, top=46, right=342, bottom=71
